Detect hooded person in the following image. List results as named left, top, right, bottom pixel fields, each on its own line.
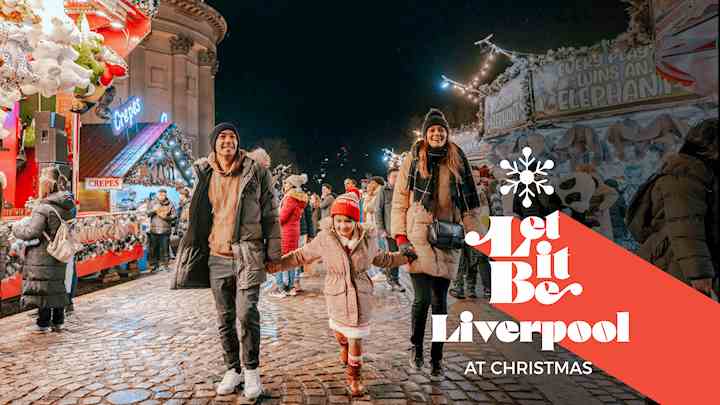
left=626, top=118, right=719, bottom=298
left=270, top=173, right=309, bottom=297
left=12, top=166, right=76, bottom=333
left=271, top=192, right=412, bottom=396
left=391, top=108, right=485, bottom=376
left=171, top=122, right=281, bottom=399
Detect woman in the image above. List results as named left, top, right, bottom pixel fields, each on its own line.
left=271, top=173, right=309, bottom=298
left=391, top=108, right=484, bottom=376
left=12, top=166, right=76, bottom=333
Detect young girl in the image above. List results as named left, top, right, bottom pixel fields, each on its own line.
left=273, top=192, right=414, bottom=396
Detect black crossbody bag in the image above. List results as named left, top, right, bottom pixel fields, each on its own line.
left=425, top=172, right=466, bottom=250
left=427, top=219, right=465, bottom=250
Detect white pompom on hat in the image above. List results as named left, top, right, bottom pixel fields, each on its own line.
left=285, top=173, right=308, bottom=189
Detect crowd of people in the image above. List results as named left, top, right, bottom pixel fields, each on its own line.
left=7, top=107, right=717, bottom=400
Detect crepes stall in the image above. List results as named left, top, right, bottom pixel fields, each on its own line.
left=1, top=0, right=159, bottom=302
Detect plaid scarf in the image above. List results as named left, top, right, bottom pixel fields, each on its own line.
left=407, top=142, right=481, bottom=215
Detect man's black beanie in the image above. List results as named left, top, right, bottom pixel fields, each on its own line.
left=421, top=108, right=450, bottom=138
left=209, top=122, right=240, bottom=154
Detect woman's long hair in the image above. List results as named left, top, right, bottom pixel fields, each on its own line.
left=416, top=140, right=464, bottom=180
left=38, top=166, right=68, bottom=199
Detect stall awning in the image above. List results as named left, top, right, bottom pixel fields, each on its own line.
left=80, top=122, right=171, bottom=179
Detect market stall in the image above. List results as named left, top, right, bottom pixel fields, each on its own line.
left=78, top=119, right=194, bottom=212
left=1, top=0, right=159, bottom=302
left=447, top=0, right=718, bottom=250
left=0, top=210, right=146, bottom=301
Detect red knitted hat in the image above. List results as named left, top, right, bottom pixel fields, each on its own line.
left=331, top=192, right=360, bottom=222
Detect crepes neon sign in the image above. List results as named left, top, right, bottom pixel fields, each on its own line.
left=112, top=97, right=143, bottom=134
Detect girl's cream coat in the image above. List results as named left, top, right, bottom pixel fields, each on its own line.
left=280, top=219, right=407, bottom=327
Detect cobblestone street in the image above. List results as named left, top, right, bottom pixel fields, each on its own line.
left=0, top=269, right=643, bottom=405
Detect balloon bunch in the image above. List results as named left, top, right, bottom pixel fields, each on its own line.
left=1, top=1, right=129, bottom=122
left=1, top=0, right=92, bottom=111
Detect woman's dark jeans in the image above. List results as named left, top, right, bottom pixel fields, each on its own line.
left=410, top=273, right=451, bottom=363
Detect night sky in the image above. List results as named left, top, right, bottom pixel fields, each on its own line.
left=210, top=0, right=629, bottom=192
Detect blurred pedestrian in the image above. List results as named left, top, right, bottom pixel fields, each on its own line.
left=297, top=190, right=317, bottom=292
left=450, top=165, right=491, bottom=299
left=271, top=174, right=309, bottom=297
left=375, top=167, right=405, bottom=291
left=146, top=189, right=176, bottom=272
left=626, top=118, right=719, bottom=299
left=310, top=193, right=321, bottom=233
left=320, top=183, right=335, bottom=219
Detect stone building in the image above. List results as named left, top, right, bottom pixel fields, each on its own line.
left=81, top=0, right=227, bottom=158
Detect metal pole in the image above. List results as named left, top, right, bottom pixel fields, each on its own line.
left=72, top=113, right=80, bottom=204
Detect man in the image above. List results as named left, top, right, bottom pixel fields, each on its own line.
left=450, top=166, right=490, bottom=299
left=320, top=183, right=335, bottom=219
left=375, top=168, right=405, bottom=292
left=172, top=122, right=281, bottom=399
left=147, top=189, right=176, bottom=272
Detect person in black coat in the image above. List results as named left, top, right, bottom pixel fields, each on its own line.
left=12, top=166, right=76, bottom=333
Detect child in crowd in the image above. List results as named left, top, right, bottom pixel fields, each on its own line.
left=270, top=192, right=415, bottom=396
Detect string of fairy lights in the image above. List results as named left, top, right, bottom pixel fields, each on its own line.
left=382, top=148, right=403, bottom=169
left=441, top=35, right=541, bottom=103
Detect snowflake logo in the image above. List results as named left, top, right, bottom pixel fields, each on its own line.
left=499, top=147, right=555, bottom=208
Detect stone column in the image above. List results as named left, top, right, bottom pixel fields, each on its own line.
left=197, top=49, right=218, bottom=158
left=170, top=34, right=193, bottom=150
left=129, top=44, right=146, bottom=108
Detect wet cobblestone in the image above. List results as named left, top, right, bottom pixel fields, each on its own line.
left=0, top=268, right=640, bottom=404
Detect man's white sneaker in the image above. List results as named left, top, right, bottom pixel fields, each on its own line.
left=243, top=368, right=263, bottom=400
left=216, top=368, right=243, bottom=395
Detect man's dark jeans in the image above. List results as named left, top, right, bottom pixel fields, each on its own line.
left=208, top=255, right=261, bottom=372
left=148, top=233, right=170, bottom=268
left=409, top=273, right=450, bottom=363
left=383, top=237, right=400, bottom=283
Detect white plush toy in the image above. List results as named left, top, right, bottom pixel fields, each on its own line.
left=60, top=59, right=91, bottom=92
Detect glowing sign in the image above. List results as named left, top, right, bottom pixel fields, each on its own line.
left=112, top=97, right=143, bottom=134
left=159, top=112, right=169, bottom=123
